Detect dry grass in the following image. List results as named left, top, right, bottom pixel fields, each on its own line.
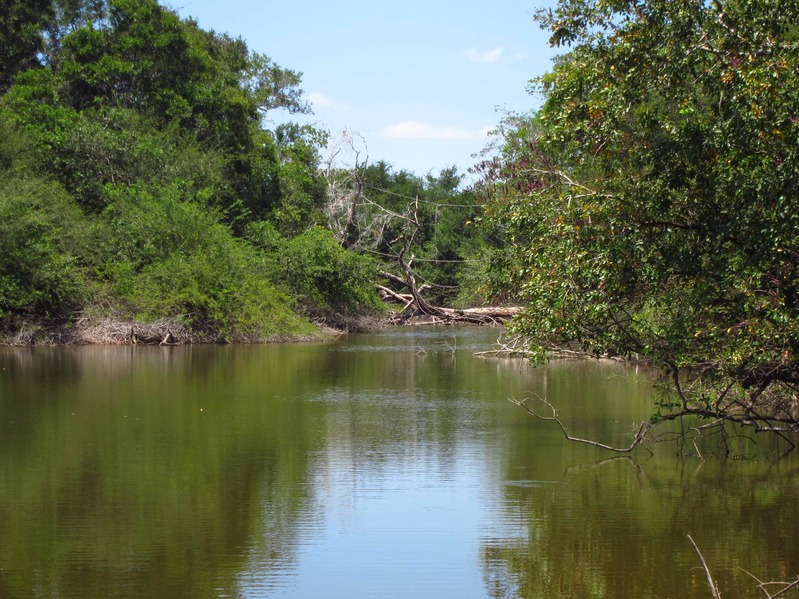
left=77, top=317, right=203, bottom=345
left=0, top=315, right=342, bottom=346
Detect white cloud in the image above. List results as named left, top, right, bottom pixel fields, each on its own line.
left=466, top=47, right=504, bottom=64
left=382, top=121, right=490, bottom=141
left=307, top=92, right=337, bottom=107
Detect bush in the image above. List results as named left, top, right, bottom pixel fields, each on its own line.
left=129, top=243, right=309, bottom=339
left=99, top=186, right=310, bottom=339
left=260, top=225, right=382, bottom=315
left=0, top=174, right=87, bottom=319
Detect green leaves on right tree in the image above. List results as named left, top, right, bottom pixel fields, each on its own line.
left=481, top=0, right=799, bottom=432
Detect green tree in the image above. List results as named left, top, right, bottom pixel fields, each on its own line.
left=482, top=0, right=799, bottom=439
left=0, top=0, right=52, bottom=91
left=258, top=123, right=328, bottom=233
left=0, top=0, right=336, bottom=339
left=2, top=0, right=311, bottom=216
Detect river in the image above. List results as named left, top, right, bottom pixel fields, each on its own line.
left=0, top=327, right=797, bottom=598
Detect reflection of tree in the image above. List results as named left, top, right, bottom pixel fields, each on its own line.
left=10, top=331, right=794, bottom=599
left=480, top=456, right=799, bottom=599
left=0, top=345, right=328, bottom=598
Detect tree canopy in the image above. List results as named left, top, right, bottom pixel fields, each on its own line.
left=478, top=0, right=799, bottom=438
left=0, top=0, right=385, bottom=340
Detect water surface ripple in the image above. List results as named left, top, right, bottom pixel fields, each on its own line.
left=0, top=327, right=797, bottom=598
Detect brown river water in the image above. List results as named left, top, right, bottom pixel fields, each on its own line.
left=1, top=327, right=797, bottom=598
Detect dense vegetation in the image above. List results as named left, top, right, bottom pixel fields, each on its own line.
left=477, top=0, right=799, bottom=439
left=5, top=0, right=798, bottom=438
left=0, top=0, right=485, bottom=342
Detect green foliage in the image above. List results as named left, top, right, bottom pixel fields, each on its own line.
left=251, top=224, right=383, bottom=316
left=481, top=0, right=799, bottom=421
left=414, top=168, right=485, bottom=305
left=0, top=0, right=52, bottom=91
left=1, top=0, right=315, bottom=219
left=99, top=186, right=309, bottom=338
left=0, top=111, right=36, bottom=170
left=0, top=174, right=86, bottom=319
left=262, top=124, right=328, bottom=234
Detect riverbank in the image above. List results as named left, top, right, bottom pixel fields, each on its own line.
left=0, top=309, right=520, bottom=346
left=0, top=316, right=334, bottom=347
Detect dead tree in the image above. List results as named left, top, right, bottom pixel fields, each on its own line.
left=323, top=130, right=519, bottom=325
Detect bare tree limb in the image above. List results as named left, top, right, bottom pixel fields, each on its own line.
left=688, top=535, right=722, bottom=599
left=740, top=568, right=799, bottom=599
left=509, top=394, right=654, bottom=454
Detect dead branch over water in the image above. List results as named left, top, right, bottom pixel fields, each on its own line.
left=689, top=536, right=799, bottom=599
left=510, top=394, right=654, bottom=454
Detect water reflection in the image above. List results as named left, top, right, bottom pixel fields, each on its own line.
left=482, top=456, right=799, bottom=599
left=0, top=329, right=797, bottom=598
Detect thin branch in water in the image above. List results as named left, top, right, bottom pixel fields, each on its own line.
left=688, top=535, right=722, bottom=599
left=740, top=568, right=799, bottom=599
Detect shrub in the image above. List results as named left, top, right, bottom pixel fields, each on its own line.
left=100, top=186, right=310, bottom=339
left=0, top=175, right=86, bottom=319
left=261, top=225, right=382, bottom=315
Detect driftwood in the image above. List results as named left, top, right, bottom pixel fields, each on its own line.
left=377, top=272, right=522, bottom=325
left=78, top=318, right=201, bottom=345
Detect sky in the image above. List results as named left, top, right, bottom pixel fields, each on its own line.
left=173, top=0, right=560, bottom=179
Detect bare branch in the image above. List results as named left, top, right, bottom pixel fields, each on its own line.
left=509, top=394, right=653, bottom=454
left=741, top=568, right=799, bottom=599
left=688, top=535, right=722, bottom=599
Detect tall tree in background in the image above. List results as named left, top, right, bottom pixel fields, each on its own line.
left=2, top=0, right=314, bottom=217
left=0, top=0, right=52, bottom=91
left=481, top=0, right=799, bottom=441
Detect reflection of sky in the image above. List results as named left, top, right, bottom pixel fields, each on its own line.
left=266, top=453, right=488, bottom=598
left=237, top=327, right=661, bottom=598
left=236, top=328, right=514, bottom=597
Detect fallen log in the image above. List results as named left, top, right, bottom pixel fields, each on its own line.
left=378, top=287, right=523, bottom=325
left=378, top=268, right=522, bottom=325
left=444, top=306, right=523, bottom=318
left=377, top=285, right=414, bottom=311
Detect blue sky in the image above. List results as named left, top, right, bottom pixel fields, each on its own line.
left=173, top=0, right=559, bottom=178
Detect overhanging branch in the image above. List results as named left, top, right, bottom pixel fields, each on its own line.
left=510, top=394, right=654, bottom=454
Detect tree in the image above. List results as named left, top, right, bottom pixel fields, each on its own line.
left=0, top=0, right=52, bottom=91
left=0, top=0, right=335, bottom=340
left=323, top=132, right=516, bottom=323
left=2, top=0, right=311, bottom=218
left=481, top=0, right=799, bottom=447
